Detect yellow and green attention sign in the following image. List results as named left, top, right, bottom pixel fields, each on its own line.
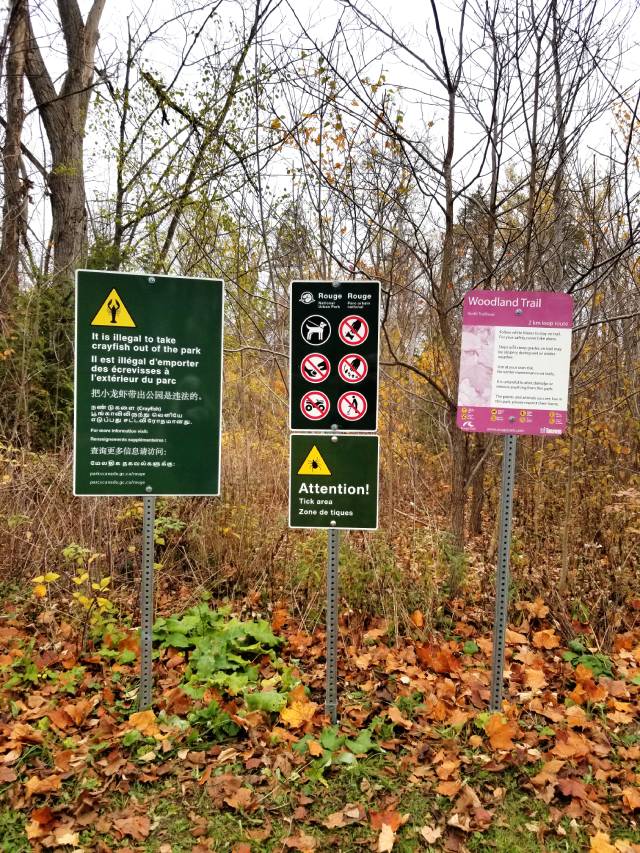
left=289, top=434, right=379, bottom=529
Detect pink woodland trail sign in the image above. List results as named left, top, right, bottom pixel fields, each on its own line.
left=456, top=290, right=573, bottom=436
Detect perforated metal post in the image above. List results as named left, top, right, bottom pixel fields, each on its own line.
left=490, top=434, right=517, bottom=712
left=325, top=526, right=340, bottom=724
left=138, top=494, right=156, bottom=710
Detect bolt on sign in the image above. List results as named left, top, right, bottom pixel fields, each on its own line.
left=456, top=290, right=573, bottom=436
left=74, top=270, right=224, bottom=496
left=290, top=281, right=380, bottom=431
left=289, top=434, right=379, bottom=529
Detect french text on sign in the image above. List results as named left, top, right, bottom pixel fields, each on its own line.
left=339, top=315, right=369, bottom=346
left=337, top=391, right=367, bottom=421
left=338, top=354, right=368, bottom=383
left=301, top=315, right=331, bottom=345
left=301, top=353, right=330, bottom=383
left=300, top=390, right=330, bottom=420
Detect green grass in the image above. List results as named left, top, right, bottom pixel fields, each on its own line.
left=0, top=808, right=29, bottom=853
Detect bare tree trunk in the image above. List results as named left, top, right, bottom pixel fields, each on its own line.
left=23, top=0, right=106, bottom=285
left=0, top=0, right=28, bottom=323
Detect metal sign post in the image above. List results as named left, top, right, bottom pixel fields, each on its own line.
left=74, top=270, right=225, bottom=710
left=489, top=434, right=517, bottom=712
left=325, top=526, right=340, bottom=724
left=139, top=494, right=156, bottom=709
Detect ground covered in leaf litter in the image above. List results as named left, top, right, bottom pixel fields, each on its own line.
left=1, top=587, right=640, bottom=853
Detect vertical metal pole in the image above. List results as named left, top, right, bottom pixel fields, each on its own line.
left=139, top=494, right=156, bottom=710
left=489, top=434, right=517, bottom=712
left=325, top=525, right=340, bottom=724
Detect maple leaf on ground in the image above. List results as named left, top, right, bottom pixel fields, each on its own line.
left=415, top=643, right=460, bottom=673
left=283, top=831, right=317, bottom=850
left=524, top=667, right=547, bottom=690
left=485, top=714, right=520, bottom=750
left=387, top=705, right=413, bottom=730
left=52, top=825, right=80, bottom=846
left=280, top=685, right=318, bottom=728
left=590, top=832, right=617, bottom=853
left=437, top=780, right=462, bottom=797
left=113, top=815, right=151, bottom=841
left=522, top=598, right=550, bottom=619
left=533, top=629, right=561, bottom=649
left=370, top=809, right=407, bottom=832
left=420, top=826, right=443, bottom=844
left=558, top=778, right=589, bottom=800
left=505, top=628, right=528, bottom=644
left=622, top=786, right=640, bottom=811
left=323, top=803, right=366, bottom=828
left=224, top=787, right=253, bottom=811
left=307, top=739, right=323, bottom=757
left=377, top=823, right=396, bottom=852
left=552, top=730, right=592, bottom=759
left=125, top=709, right=162, bottom=738
left=25, top=773, right=62, bottom=797
left=530, top=759, right=565, bottom=786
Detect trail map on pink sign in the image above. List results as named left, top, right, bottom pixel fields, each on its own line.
left=456, top=291, right=573, bottom=436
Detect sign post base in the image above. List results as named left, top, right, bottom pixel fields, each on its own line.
left=325, top=527, right=340, bottom=724
left=138, top=494, right=156, bottom=710
left=489, top=434, right=517, bottom=712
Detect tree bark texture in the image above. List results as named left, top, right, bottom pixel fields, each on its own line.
left=0, top=0, right=28, bottom=323
left=23, top=0, right=106, bottom=286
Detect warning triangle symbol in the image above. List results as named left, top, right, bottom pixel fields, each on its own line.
left=91, top=288, right=136, bottom=327
left=298, top=445, right=331, bottom=476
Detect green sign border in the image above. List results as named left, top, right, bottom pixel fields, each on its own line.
left=289, top=434, right=379, bottom=530
left=73, top=269, right=224, bottom=497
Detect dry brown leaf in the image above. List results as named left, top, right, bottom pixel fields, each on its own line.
left=558, top=778, right=588, bottom=800
left=113, top=815, right=151, bottom=841
left=590, top=832, right=617, bottom=853
left=0, top=767, right=17, bottom=783
left=126, top=709, right=161, bottom=738
left=370, top=809, right=405, bottom=832
left=524, top=667, right=547, bottom=690
left=419, top=826, right=443, bottom=844
left=280, top=698, right=318, bottom=728
left=283, top=832, right=317, bottom=851
left=505, top=629, right=528, bottom=644
left=30, top=806, right=55, bottom=826
left=410, top=610, right=425, bottom=628
left=552, top=730, right=591, bottom=759
left=307, top=740, right=324, bottom=757
left=533, top=629, right=560, bottom=649
left=436, top=759, right=461, bottom=780
left=622, top=787, right=640, bottom=811
left=224, top=787, right=253, bottom=811
left=53, top=825, right=80, bottom=846
left=485, top=714, right=519, bottom=750
left=530, top=759, right=564, bottom=786
left=377, top=823, right=396, bottom=852
left=387, top=705, right=413, bottom=730
left=437, top=780, right=462, bottom=797
left=25, top=774, right=62, bottom=797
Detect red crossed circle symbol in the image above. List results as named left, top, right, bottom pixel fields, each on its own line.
left=300, top=390, right=330, bottom=420
left=337, top=391, right=367, bottom=421
left=300, top=352, right=330, bottom=384
left=338, top=354, right=368, bottom=384
left=339, top=315, right=369, bottom=346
